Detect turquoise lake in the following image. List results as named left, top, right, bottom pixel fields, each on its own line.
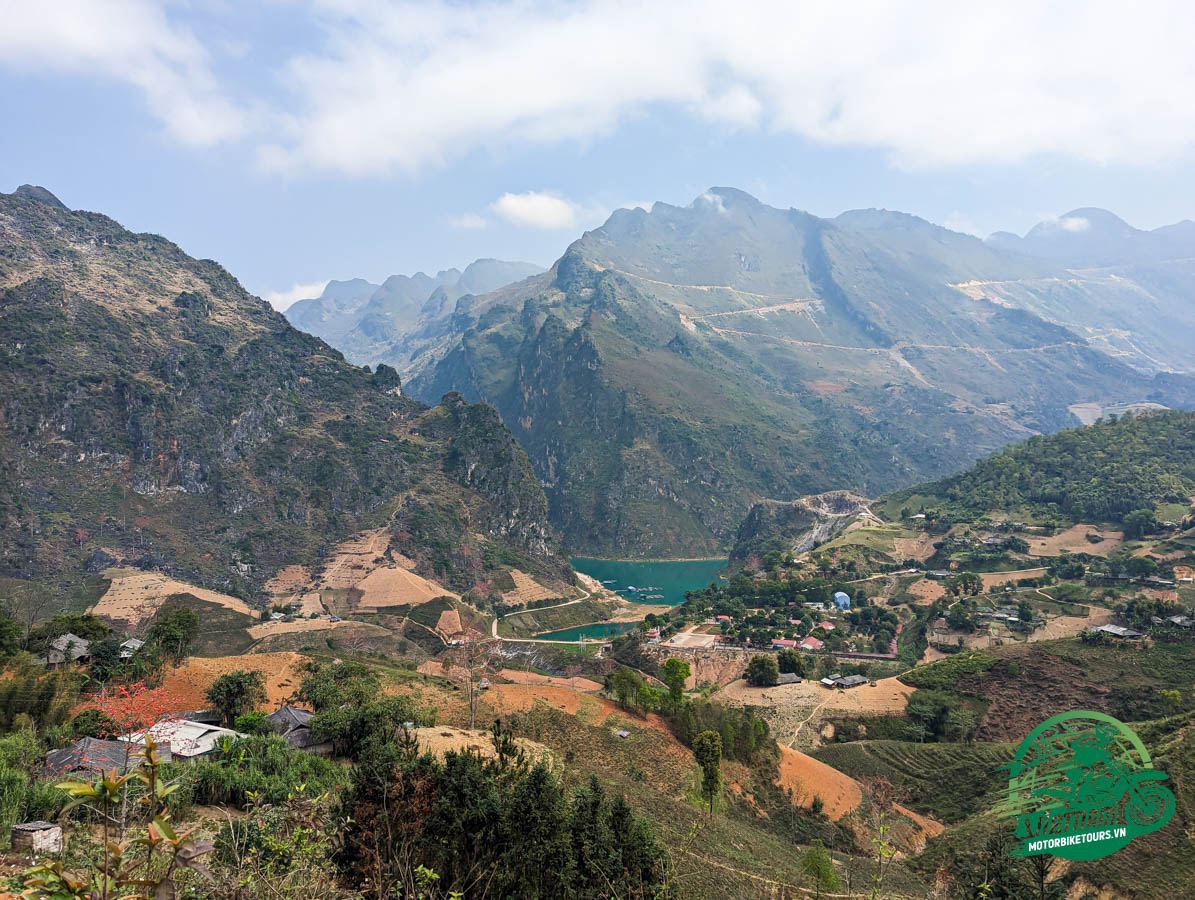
left=532, top=558, right=727, bottom=641
left=533, top=622, right=636, bottom=642
left=570, top=557, right=727, bottom=607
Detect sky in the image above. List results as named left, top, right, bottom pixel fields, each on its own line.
left=4, top=1, right=1195, bottom=309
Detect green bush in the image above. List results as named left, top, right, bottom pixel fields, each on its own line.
left=188, top=735, right=340, bottom=808
left=0, top=766, right=28, bottom=846
left=22, top=778, right=69, bottom=822
left=899, top=652, right=998, bottom=690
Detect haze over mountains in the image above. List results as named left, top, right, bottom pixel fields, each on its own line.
left=285, top=258, right=544, bottom=369
left=384, top=188, right=1195, bottom=557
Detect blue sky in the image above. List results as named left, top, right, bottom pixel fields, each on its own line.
left=4, top=1, right=1195, bottom=308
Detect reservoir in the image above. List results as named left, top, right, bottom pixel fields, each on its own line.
left=534, top=621, right=636, bottom=642
left=531, top=558, right=727, bottom=641
left=569, top=557, right=726, bottom=607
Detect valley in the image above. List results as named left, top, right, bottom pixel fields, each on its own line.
left=2, top=185, right=1195, bottom=899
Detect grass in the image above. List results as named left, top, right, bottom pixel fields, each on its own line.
left=497, top=598, right=617, bottom=638
left=812, top=740, right=1013, bottom=823
left=898, top=651, right=998, bottom=689
left=162, top=593, right=257, bottom=656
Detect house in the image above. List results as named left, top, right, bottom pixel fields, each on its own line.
left=776, top=673, right=801, bottom=685
left=1093, top=624, right=1143, bottom=640
left=927, top=571, right=951, bottom=580
left=822, top=674, right=868, bottom=689
left=715, top=615, right=734, bottom=624
left=43, top=737, right=169, bottom=777
left=975, top=607, right=995, bottom=616
left=119, top=638, right=144, bottom=659
left=911, top=514, right=926, bottom=520
left=1166, top=615, right=1194, bottom=628
left=1145, top=577, right=1176, bottom=588
left=798, top=636, right=824, bottom=652
left=265, top=706, right=333, bottom=756
left=771, top=638, right=797, bottom=649
left=36, top=633, right=91, bottom=668
left=122, top=719, right=244, bottom=762
left=816, top=621, right=836, bottom=632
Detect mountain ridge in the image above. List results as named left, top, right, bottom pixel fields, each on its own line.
left=0, top=186, right=570, bottom=608
left=404, top=188, right=1195, bottom=557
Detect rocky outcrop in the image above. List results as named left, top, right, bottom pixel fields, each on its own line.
left=730, top=491, right=875, bottom=564
left=0, top=187, right=569, bottom=605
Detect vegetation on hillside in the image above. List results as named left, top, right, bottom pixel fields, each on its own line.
left=889, top=410, right=1195, bottom=527
left=0, top=188, right=570, bottom=611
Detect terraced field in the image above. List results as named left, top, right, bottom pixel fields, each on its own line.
left=812, top=740, right=1014, bottom=823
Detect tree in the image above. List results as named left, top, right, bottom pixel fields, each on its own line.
left=446, top=631, right=497, bottom=729
left=1124, top=555, right=1159, bottom=578
left=801, top=839, right=840, bottom=899
left=1018, top=599, right=1034, bottom=622
left=776, top=648, right=806, bottom=676
left=744, top=654, right=779, bottom=687
left=205, top=670, right=266, bottom=727
left=945, top=705, right=979, bottom=742
left=661, top=657, right=691, bottom=704
left=144, top=603, right=200, bottom=662
left=1123, top=508, right=1157, bottom=540
left=692, top=730, right=722, bottom=815
left=611, top=666, right=645, bottom=710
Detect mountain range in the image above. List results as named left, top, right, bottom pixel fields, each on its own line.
left=285, top=258, right=543, bottom=369
left=386, top=188, right=1195, bottom=557
left=0, top=185, right=569, bottom=608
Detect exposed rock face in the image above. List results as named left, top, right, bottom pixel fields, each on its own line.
left=0, top=187, right=568, bottom=603
left=731, top=491, right=874, bottom=563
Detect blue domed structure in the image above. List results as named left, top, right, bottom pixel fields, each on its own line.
left=833, top=591, right=851, bottom=610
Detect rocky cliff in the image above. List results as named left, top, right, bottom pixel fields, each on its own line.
left=0, top=186, right=569, bottom=604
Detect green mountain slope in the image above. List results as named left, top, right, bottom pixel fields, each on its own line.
left=881, top=409, right=1195, bottom=527
left=407, top=188, right=1193, bottom=557
left=0, top=186, right=569, bottom=608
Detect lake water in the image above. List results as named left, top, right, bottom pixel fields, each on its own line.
left=570, top=557, right=727, bottom=606
left=531, top=557, right=727, bottom=641
left=534, top=621, right=636, bottom=642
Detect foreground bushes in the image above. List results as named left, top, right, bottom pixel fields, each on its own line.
left=189, top=734, right=341, bottom=807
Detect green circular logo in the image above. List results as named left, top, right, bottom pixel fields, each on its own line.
left=997, top=710, right=1175, bottom=860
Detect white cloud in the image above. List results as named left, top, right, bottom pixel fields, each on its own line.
left=262, top=279, right=329, bottom=311
left=448, top=213, right=488, bottom=229
left=7, top=1, right=1195, bottom=175
left=1038, top=214, right=1094, bottom=233
left=694, top=191, right=728, bottom=214
left=0, top=0, right=247, bottom=147
left=253, top=0, right=1195, bottom=175
left=490, top=191, right=580, bottom=229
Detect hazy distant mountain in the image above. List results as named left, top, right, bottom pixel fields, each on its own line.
left=285, top=259, right=543, bottom=366
left=979, top=208, right=1195, bottom=372
left=405, top=188, right=1195, bottom=558
left=285, top=278, right=381, bottom=345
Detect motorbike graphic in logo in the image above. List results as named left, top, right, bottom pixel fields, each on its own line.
left=997, top=710, right=1174, bottom=860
